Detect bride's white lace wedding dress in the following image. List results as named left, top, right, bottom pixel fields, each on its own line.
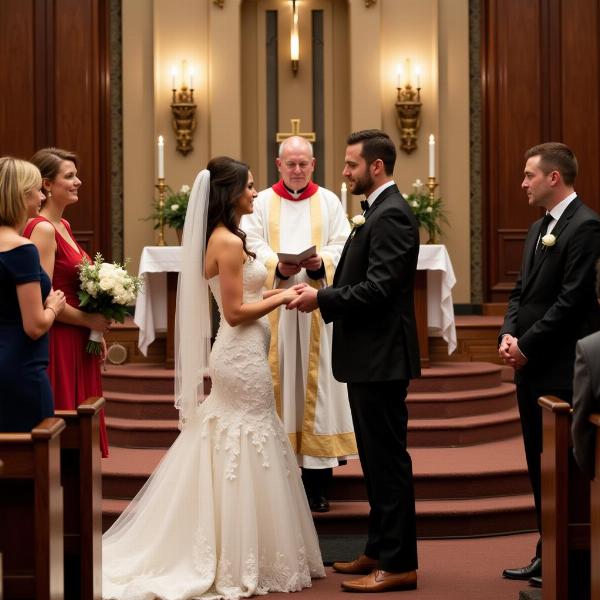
left=103, top=259, right=325, bottom=600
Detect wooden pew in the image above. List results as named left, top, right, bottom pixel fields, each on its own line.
left=55, top=397, right=105, bottom=600
left=539, top=395, right=590, bottom=600
left=0, top=418, right=65, bottom=600
left=589, top=414, right=600, bottom=600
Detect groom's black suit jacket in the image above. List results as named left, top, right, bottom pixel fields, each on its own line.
left=318, top=183, right=421, bottom=383
left=500, top=197, right=600, bottom=390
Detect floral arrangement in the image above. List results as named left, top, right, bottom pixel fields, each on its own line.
left=151, top=184, right=191, bottom=231
left=78, top=253, right=143, bottom=354
left=404, top=179, right=448, bottom=243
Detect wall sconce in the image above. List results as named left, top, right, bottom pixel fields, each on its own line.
left=170, top=61, right=197, bottom=156
left=395, top=60, right=422, bottom=154
left=290, top=0, right=299, bottom=75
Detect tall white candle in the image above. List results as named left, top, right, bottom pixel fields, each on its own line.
left=428, top=134, right=435, bottom=178
left=157, top=136, right=165, bottom=179
left=341, top=182, right=347, bottom=213
left=396, top=64, right=403, bottom=88
left=415, top=65, right=422, bottom=88
left=170, top=67, right=176, bottom=90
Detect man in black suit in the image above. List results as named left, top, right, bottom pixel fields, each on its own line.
left=288, top=129, right=421, bottom=592
left=499, top=143, right=600, bottom=586
left=572, top=260, right=600, bottom=480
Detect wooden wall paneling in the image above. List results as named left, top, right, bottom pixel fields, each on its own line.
left=560, top=0, right=600, bottom=214
left=0, top=0, right=36, bottom=157
left=52, top=0, right=112, bottom=259
left=483, top=0, right=545, bottom=302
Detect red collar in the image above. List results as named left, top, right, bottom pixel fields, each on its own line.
left=272, top=179, right=319, bottom=201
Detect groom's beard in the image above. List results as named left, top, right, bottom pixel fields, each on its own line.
left=351, top=172, right=375, bottom=196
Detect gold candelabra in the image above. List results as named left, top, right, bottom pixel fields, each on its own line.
left=171, top=84, right=197, bottom=156
left=395, top=83, right=422, bottom=154
left=426, top=176, right=438, bottom=202
left=155, top=178, right=167, bottom=246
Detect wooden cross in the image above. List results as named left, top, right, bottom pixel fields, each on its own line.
left=275, top=118, right=316, bottom=142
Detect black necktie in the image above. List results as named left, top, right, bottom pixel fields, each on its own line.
left=360, top=200, right=369, bottom=212
left=535, top=213, right=554, bottom=254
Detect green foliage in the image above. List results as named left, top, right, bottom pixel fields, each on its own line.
left=404, top=179, right=448, bottom=241
left=150, top=184, right=191, bottom=230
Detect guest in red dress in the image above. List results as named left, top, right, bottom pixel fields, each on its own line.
left=25, top=147, right=111, bottom=457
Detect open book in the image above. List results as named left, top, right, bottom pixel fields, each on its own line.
left=276, top=245, right=317, bottom=266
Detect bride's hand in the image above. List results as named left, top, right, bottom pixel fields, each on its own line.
left=263, top=287, right=290, bottom=299
left=280, top=289, right=300, bottom=305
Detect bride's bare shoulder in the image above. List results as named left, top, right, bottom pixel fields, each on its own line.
left=208, top=227, right=243, bottom=251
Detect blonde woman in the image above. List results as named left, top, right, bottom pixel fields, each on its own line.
left=0, top=157, right=65, bottom=432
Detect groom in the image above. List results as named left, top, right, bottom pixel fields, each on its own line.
left=288, top=129, right=421, bottom=592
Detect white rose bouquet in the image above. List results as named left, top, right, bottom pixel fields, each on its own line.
left=78, top=253, right=143, bottom=354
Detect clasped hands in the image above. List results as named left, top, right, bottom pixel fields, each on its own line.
left=498, top=333, right=528, bottom=370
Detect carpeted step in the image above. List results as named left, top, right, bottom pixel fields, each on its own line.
left=102, top=436, right=530, bottom=503
left=104, top=390, right=178, bottom=420
left=407, top=406, right=520, bottom=446
left=312, top=494, right=535, bottom=538
left=103, top=364, right=175, bottom=395
left=408, top=362, right=503, bottom=393
left=331, top=437, right=530, bottom=501
left=105, top=416, right=179, bottom=448
left=407, top=382, right=516, bottom=418
left=102, top=494, right=536, bottom=538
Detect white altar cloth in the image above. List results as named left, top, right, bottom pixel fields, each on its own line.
left=134, top=244, right=457, bottom=356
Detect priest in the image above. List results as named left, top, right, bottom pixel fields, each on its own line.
left=242, top=135, right=356, bottom=512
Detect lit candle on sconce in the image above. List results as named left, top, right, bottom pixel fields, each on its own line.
left=405, top=57, right=411, bottom=87
left=189, top=66, right=195, bottom=90
left=341, top=182, right=347, bottom=213
left=170, top=67, right=176, bottom=90
left=181, top=60, right=188, bottom=89
left=396, top=64, right=403, bottom=89
left=428, top=134, right=436, bottom=178
left=415, top=65, right=422, bottom=88
left=157, top=135, right=165, bottom=179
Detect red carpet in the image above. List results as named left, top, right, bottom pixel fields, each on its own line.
left=269, top=533, right=537, bottom=600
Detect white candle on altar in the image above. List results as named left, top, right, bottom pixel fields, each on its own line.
left=428, top=134, right=435, bottom=178
left=157, top=136, right=165, bottom=179
left=341, top=182, right=347, bottom=213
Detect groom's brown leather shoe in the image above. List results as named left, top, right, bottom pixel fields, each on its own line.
left=332, top=554, right=378, bottom=575
left=341, top=569, right=417, bottom=592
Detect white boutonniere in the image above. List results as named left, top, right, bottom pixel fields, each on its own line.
left=349, top=214, right=365, bottom=239
left=541, top=233, right=556, bottom=248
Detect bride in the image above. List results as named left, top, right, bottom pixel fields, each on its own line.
left=102, top=157, right=325, bottom=600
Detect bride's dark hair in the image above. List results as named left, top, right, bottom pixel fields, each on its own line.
left=206, top=156, right=255, bottom=259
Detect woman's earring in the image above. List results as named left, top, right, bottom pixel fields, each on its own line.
left=46, top=190, right=52, bottom=199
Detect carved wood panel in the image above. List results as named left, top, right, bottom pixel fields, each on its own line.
left=482, top=0, right=600, bottom=302
left=0, top=0, right=111, bottom=259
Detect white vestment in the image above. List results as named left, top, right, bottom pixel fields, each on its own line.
left=241, top=186, right=357, bottom=468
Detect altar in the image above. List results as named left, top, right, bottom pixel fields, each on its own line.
left=134, top=244, right=457, bottom=367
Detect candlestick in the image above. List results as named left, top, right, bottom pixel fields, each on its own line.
left=415, top=65, right=422, bottom=89
left=396, top=64, right=403, bottom=89
left=157, top=136, right=165, bottom=179
left=428, top=134, right=435, bottom=178
left=341, top=182, right=347, bottom=214
left=155, top=177, right=167, bottom=246
left=405, top=58, right=411, bottom=87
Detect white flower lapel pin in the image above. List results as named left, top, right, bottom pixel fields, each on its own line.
left=541, top=233, right=556, bottom=248
left=349, top=214, right=366, bottom=239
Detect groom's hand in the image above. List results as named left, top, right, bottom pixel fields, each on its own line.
left=286, top=286, right=319, bottom=312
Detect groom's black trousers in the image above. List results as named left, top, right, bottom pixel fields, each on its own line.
left=347, top=379, right=418, bottom=572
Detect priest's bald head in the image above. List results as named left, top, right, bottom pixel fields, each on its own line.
left=276, top=136, right=316, bottom=192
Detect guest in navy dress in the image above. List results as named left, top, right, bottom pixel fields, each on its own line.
left=0, top=157, right=66, bottom=432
